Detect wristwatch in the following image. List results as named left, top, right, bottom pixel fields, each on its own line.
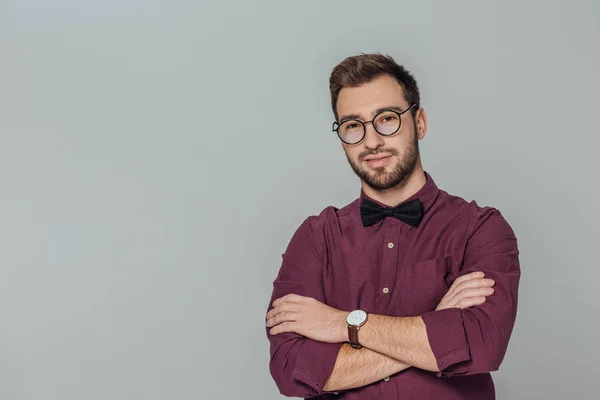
left=346, top=310, right=368, bottom=349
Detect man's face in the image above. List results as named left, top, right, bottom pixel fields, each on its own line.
left=335, top=75, right=425, bottom=191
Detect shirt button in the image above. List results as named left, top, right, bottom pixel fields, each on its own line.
left=383, top=376, right=390, bottom=382
left=383, top=287, right=390, bottom=294
left=387, top=242, right=394, bottom=249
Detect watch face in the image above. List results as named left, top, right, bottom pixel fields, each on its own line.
left=347, top=310, right=367, bottom=326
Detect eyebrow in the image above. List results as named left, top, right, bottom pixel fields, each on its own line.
left=338, top=106, right=408, bottom=123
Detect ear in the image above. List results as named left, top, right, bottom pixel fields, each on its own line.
left=415, top=108, right=428, bottom=140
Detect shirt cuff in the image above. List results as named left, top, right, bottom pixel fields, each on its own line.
left=421, top=308, right=471, bottom=376
left=292, top=339, right=343, bottom=394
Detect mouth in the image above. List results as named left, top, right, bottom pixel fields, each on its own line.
left=363, top=154, right=392, bottom=168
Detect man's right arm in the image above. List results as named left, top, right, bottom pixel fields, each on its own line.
left=266, top=216, right=339, bottom=397
left=267, top=215, right=401, bottom=397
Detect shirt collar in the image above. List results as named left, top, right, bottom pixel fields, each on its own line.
left=359, top=171, right=440, bottom=229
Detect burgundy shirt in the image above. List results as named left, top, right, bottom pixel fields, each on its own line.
left=266, top=172, right=520, bottom=399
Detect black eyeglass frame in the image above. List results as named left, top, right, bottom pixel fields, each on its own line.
left=332, top=104, right=417, bottom=145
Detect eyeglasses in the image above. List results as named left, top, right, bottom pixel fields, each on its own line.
left=332, top=104, right=416, bottom=145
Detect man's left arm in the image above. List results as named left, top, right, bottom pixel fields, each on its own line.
left=360, top=207, right=521, bottom=376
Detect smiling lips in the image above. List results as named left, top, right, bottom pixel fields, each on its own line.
left=364, top=154, right=392, bottom=168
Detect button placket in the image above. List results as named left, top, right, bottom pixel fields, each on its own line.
left=380, top=224, right=399, bottom=303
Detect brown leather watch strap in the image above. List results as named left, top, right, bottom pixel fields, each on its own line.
left=348, top=325, right=362, bottom=349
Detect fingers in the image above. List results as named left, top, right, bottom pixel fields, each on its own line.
left=269, top=322, right=295, bottom=335
left=447, top=279, right=495, bottom=301
left=436, top=290, right=490, bottom=311
left=266, top=311, right=297, bottom=328
left=449, top=287, right=495, bottom=306
left=272, top=293, right=304, bottom=308
left=266, top=300, right=300, bottom=327
left=266, top=302, right=297, bottom=320
left=436, top=272, right=497, bottom=311
left=267, top=294, right=313, bottom=329
left=456, top=296, right=487, bottom=309
left=445, top=271, right=484, bottom=299
left=458, top=278, right=495, bottom=290
left=446, top=272, right=495, bottom=299
left=452, top=271, right=485, bottom=287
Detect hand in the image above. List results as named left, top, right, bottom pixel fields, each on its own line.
left=436, top=271, right=495, bottom=311
left=266, top=294, right=347, bottom=343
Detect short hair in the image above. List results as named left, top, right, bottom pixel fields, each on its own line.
left=329, top=53, right=420, bottom=121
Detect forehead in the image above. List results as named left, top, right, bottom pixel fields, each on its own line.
left=336, top=75, right=408, bottom=120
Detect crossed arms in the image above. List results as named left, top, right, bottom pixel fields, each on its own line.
left=265, top=210, right=520, bottom=397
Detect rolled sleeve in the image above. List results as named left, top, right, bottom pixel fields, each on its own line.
left=268, top=329, right=342, bottom=397
left=422, top=308, right=471, bottom=374
left=292, top=339, right=343, bottom=394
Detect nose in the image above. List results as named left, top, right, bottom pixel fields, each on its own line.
left=362, top=122, right=385, bottom=150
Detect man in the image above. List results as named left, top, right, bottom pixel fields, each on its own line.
left=265, top=53, right=520, bottom=399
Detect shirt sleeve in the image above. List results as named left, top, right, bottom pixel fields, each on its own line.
left=421, top=207, right=521, bottom=377
left=266, top=215, right=343, bottom=397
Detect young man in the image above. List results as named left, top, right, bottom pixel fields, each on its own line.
left=265, top=53, right=520, bottom=399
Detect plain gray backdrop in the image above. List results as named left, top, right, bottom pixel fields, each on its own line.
left=1, top=0, right=598, bottom=399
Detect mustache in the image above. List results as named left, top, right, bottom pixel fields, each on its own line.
left=358, top=148, right=399, bottom=161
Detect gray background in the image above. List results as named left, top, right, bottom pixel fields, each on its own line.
left=1, top=0, right=598, bottom=399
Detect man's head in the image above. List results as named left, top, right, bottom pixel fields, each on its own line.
left=329, top=53, right=427, bottom=191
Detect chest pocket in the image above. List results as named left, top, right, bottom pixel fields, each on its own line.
left=390, top=256, right=452, bottom=316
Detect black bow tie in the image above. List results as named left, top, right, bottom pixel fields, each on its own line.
left=360, top=198, right=423, bottom=227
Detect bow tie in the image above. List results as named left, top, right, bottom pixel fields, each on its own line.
left=360, top=198, right=423, bottom=227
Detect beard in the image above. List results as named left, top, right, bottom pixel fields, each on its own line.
left=346, top=129, right=420, bottom=191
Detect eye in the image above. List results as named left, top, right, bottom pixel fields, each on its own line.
left=375, top=112, right=400, bottom=126
left=342, top=121, right=362, bottom=131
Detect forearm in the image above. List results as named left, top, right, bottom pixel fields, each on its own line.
left=359, top=314, right=439, bottom=372
left=323, top=344, right=411, bottom=392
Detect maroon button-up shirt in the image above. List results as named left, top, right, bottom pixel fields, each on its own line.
left=266, top=173, right=520, bottom=399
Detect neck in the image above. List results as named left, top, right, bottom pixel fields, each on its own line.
left=361, top=162, right=427, bottom=207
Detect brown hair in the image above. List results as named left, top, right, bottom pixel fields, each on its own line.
left=329, top=53, right=420, bottom=121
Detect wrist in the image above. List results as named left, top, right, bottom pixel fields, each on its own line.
left=339, top=311, right=349, bottom=343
